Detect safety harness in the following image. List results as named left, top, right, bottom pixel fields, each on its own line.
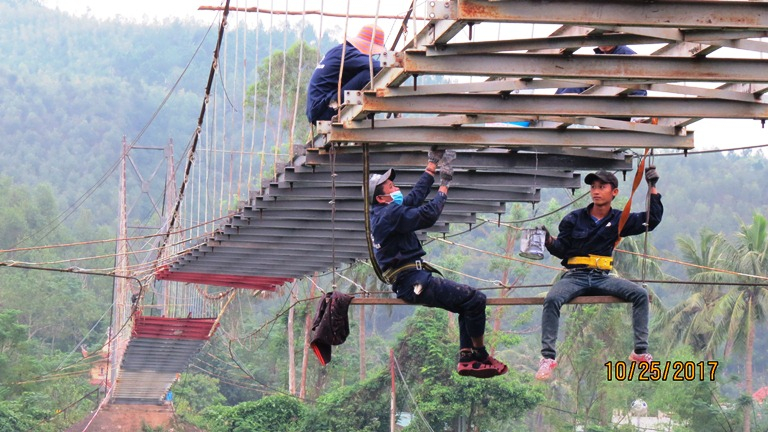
left=381, top=259, right=442, bottom=284
left=564, top=149, right=651, bottom=272
left=566, top=255, right=614, bottom=271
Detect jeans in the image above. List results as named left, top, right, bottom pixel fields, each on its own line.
left=541, top=269, right=649, bottom=359
left=394, top=270, right=487, bottom=350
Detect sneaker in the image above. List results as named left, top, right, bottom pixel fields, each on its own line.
left=628, top=351, right=653, bottom=364
left=457, top=348, right=508, bottom=379
left=535, top=358, right=558, bottom=381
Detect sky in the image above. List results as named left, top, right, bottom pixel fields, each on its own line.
left=38, top=0, right=768, bottom=153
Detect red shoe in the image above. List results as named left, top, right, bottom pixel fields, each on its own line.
left=535, top=358, right=557, bottom=381
left=457, top=350, right=508, bottom=379
left=628, top=351, right=653, bottom=364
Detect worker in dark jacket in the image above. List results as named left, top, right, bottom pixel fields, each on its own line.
left=535, top=167, right=661, bottom=380
left=306, top=24, right=386, bottom=124
left=555, top=45, right=647, bottom=97
left=368, top=150, right=508, bottom=378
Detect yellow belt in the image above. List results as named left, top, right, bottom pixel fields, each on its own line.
left=567, top=255, right=613, bottom=271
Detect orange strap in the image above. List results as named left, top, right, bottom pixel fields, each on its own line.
left=615, top=149, right=650, bottom=247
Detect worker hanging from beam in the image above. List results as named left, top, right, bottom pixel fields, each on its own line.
left=366, top=148, right=508, bottom=378
left=535, top=166, right=662, bottom=381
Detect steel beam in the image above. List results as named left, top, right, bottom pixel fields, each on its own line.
left=279, top=169, right=580, bottom=188
left=352, top=93, right=768, bottom=119
left=262, top=184, right=540, bottom=202
left=448, top=0, right=768, bottom=30
left=323, top=125, right=694, bottom=149
left=304, top=148, right=632, bottom=170
left=398, top=51, right=768, bottom=83
left=247, top=198, right=506, bottom=214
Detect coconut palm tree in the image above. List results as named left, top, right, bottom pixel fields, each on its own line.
left=708, top=213, right=768, bottom=432
left=655, top=229, right=730, bottom=359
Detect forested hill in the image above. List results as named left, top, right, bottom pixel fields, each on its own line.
left=0, top=0, right=317, bottom=230
left=1, top=0, right=767, bottom=249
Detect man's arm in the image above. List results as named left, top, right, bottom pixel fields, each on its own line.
left=545, top=214, right=576, bottom=259
left=619, top=166, right=663, bottom=236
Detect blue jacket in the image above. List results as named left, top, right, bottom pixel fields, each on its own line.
left=370, top=172, right=446, bottom=272
left=306, top=42, right=381, bottom=123
left=546, top=193, right=663, bottom=267
left=556, top=45, right=647, bottom=96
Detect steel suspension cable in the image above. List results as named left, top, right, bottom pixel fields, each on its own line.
left=246, top=0, right=262, bottom=193
left=155, top=0, right=232, bottom=267
left=287, top=0, right=307, bottom=161
left=272, top=1, right=289, bottom=179
left=257, top=0, right=275, bottom=189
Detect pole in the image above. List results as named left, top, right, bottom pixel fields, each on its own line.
left=390, top=348, right=396, bottom=432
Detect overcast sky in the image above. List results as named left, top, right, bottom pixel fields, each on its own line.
left=39, top=0, right=768, bottom=153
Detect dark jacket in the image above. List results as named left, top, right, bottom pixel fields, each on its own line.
left=306, top=42, right=381, bottom=123
left=309, top=291, right=354, bottom=366
left=546, top=193, right=663, bottom=267
left=369, top=172, right=446, bottom=272
left=556, top=45, right=647, bottom=96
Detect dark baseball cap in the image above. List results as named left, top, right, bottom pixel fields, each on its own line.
left=584, top=170, right=618, bottom=188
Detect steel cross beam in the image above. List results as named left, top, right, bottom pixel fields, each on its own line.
left=320, top=125, right=694, bottom=149
left=398, top=51, right=768, bottom=83
left=425, top=30, right=768, bottom=56
left=303, top=148, right=632, bottom=171
left=443, top=0, right=768, bottom=30
left=350, top=93, right=768, bottom=120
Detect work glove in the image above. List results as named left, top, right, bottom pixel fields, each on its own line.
left=645, top=165, right=659, bottom=187
left=427, top=146, right=444, bottom=165
left=539, top=226, right=553, bottom=247
left=439, top=149, right=457, bottom=166
left=439, top=164, right=454, bottom=188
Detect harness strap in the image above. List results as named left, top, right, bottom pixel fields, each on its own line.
left=382, top=260, right=442, bottom=285
left=363, top=144, right=389, bottom=284
left=566, top=255, right=613, bottom=271
left=615, top=148, right=650, bottom=247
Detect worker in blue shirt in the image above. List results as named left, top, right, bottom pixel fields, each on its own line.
left=306, top=24, right=386, bottom=124
left=535, top=167, right=661, bottom=380
left=556, top=45, right=648, bottom=97
left=368, top=149, right=508, bottom=378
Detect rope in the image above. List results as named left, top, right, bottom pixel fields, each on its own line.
left=615, top=148, right=650, bottom=247
left=641, top=150, right=655, bottom=283
left=335, top=0, right=351, bottom=115
left=330, top=143, right=338, bottom=289
left=392, top=353, right=435, bottom=432
left=363, top=144, right=389, bottom=283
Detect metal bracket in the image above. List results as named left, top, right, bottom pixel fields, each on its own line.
left=427, top=1, right=456, bottom=21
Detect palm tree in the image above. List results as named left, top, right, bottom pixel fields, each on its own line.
left=708, top=213, right=768, bottom=432
left=655, top=229, right=730, bottom=359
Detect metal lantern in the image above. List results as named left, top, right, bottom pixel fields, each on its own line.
left=519, top=228, right=546, bottom=260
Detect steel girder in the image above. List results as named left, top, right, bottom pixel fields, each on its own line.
left=397, top=51, right=768, bottom=84
left=443, top=0, right=768, bottom=30
left=319, top=124, right=694, bottom=149
left=349, top=93, right=768, bottom=120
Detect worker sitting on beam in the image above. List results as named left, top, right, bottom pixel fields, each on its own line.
left=535, top=167, right=662, bottom=381
left=306, top=24, right=386, bottom=124
left=367, top=149, right=508, bottom=378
